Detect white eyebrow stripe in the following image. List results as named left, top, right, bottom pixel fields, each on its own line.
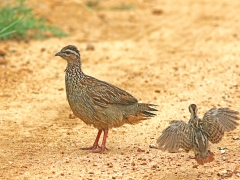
left=66, top=49, right=80, bottom=57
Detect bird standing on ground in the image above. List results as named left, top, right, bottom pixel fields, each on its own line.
left=156, top=104, right=239, bottom=164
left=55, top=45, right=158, bottom=153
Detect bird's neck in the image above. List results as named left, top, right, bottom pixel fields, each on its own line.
left=189, top=115, right=201, bottom=128
left=65, top=62, right=84, bottom=79
left=190, top=112, right=197, bottom=120
left=189, top=111, right=201, bottom=127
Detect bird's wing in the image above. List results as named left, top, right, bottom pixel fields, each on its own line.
left=81, top=76, right=138, bottom=108
left=201, top=108, right=239, bottom=143
left=157, top=120, right=194, bottom=152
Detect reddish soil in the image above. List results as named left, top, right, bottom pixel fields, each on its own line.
left=0, top=0, right=239, bottom=179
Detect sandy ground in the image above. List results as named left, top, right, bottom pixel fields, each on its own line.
left=0, top=0, right=240, bottom=179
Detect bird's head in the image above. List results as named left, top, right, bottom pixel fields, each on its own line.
left=55, top=45, right=80, bottom=64
left=189, top=104, right=198, bottom=116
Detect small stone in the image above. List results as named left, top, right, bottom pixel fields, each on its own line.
left=69, top=113, right=76, bottom=119
left=217, top=147, right=227, bottom=150
left=220, top=149, right=226, bottom=154
left=152, top=164, right=159, bottom=169
left=98, top=13, right=106, bottom=20
left=149, top=144, right=158, bottom=149
left=40, top=48, right=46, bottom=52
left=217, top=170, right=233, bottom=178
left=86, top=43, right=95, bottom=51
left=222, top=157, right=227, bottom=161
left=192, top=165, right=198, bottom=168
left=137, top=147, right=145, bottom=152
left=232, top=136, right=240, bottom=140
left=107, top=162, right=113, bottom=168
left=152, top=7, right=163, bottom=15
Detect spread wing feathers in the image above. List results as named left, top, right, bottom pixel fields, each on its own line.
left=82, top=76, right=138, bottom=108
left=202, top=108, right=239, bottom=131
left=201, top=120, right=224, bottom=143
left=157, top=120, right=194, bottom=152
left=201, top=108, right=239, bottom=143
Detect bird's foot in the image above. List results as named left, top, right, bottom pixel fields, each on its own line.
left=80, top=144, right=101, bottom=150
left=91, top=146, right=109, bottom=153
left=81, top=145, right=109, bottom=152
left=91, top=147, right=105, bottom=153
left=81, top=129, right=109, bottom=153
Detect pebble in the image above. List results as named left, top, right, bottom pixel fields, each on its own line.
left=152, top=7, right=163, bottom=15
left=220, top=149, right=226, bottom=154
left=232, top=136, right=240, bottom=140
left=86, top=43, right=95, bottom=51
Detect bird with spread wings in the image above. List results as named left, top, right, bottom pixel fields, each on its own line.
left=157, top=104, right=239, bottom=165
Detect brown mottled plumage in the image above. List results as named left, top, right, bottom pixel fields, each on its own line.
left=157, top=104, right=239, bottom=164
left=55, top=45, right=157, bottom=153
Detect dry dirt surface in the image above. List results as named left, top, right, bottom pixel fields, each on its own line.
left=0, top=0, right=240, bottom=179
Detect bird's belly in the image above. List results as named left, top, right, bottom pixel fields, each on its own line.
left=67, top=93, right=140, bottom=129
left=67, top=93, right=95, bottom=124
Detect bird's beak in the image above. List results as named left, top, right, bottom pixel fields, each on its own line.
left=55, top=52, right=61, bottom=56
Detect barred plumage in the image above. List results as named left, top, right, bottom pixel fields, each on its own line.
left=157, top=104, right=239, bottom=164
left=55, top=45, right=158, bottom=153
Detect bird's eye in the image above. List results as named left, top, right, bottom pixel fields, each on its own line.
left=65, top=51, right=70, bottom=55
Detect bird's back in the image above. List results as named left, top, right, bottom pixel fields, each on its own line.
left=192, top=127, right=209, bottom=157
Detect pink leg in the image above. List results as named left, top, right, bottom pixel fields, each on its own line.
left=81, top=130, right=102, bottom=150
left=92, top=130, right=108, bottom=153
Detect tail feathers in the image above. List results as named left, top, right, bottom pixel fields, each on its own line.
left=195, top=150, right=215, bottom=165
left=138, top=103, right=158, bottom=117
left=142, top=111, right=157, bottom=117
left=124, top=103, right=158, bottom=125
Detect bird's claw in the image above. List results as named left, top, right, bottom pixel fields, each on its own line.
left=80, top=144, right=100, bottom=150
